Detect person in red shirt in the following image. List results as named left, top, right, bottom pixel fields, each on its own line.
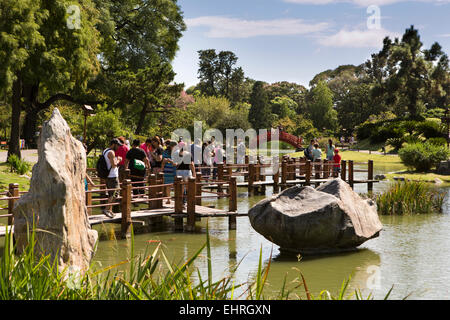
left=140, top=138, right=153, bottom=161
left=115, top=136, right=130, bottom=181
left=333, top=148, right=342, bottom=178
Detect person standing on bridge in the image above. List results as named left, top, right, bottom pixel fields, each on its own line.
left=333, top=148, right=342, bottom=177
left=304, top=139, right=315, bottom=161
left=326, top=139, right=335, bottom=161
left=312, top=143, right=322, bottom=162
left=103, top=139, right=123, bottom=218
left=125, top=139, right=150, bottom=202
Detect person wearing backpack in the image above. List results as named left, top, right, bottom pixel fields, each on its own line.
left=304, top=139, right=315, bottom=161
left=125, top=139, right=150, bottom=202
left=99, top=139, right=123, bottom=218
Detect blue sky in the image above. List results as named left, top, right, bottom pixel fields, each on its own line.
left=172, top=0, right=450, bottom=89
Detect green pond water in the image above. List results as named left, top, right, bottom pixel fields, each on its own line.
left=1, top=163, right=449, bottom=299
left=90, top=163, right=450, bottom=300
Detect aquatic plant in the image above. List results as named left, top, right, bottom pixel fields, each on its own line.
left=376, top=181, right=445, bottom=215
left=0, top=224, right=394, bottom=300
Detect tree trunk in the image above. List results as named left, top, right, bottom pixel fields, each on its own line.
left=8, top=78, right=22, bottom=159
left=22, top=107, right=39, bottom=148
left=135, top=102, right=148, bottom=135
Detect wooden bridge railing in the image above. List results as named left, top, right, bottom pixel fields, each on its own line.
left=2, top=157, right=374, bottom=238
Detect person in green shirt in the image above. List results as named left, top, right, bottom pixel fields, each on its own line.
left=326, top=139, right=335, bottom=161
left=312, top=144, right=322, bottom=162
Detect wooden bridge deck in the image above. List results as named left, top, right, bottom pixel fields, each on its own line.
left=0, top=203, right=248, bottom=237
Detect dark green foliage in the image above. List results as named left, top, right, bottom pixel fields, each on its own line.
left=398, top=142, right=450, bottom=172
left=248, top=81, right=273, bottom=130
left=416, top=121, right=444, bottom=139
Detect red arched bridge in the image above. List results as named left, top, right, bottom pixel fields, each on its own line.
left=251, top=130, right=304, bottom=150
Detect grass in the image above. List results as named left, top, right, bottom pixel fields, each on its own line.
left=288, top=150, right=404, bottom=165
left=376, top=180, right=445, bottom=215
left=385, top=171, right=450, bottom=187
left=351, top=138, right=395, bottom=153
left=0, top=224, right=395, bottom=300
left=0, top=163, right=31, bottom=193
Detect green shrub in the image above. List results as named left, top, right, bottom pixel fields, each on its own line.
left=7, top=155, right=32, bottom=175
left=377, top=181, right=445, bottom=215
left=386, top=137, right=405, bottom=151
left=416, top=121, right=444, bottom=139
left=398, top=142, right=450, bottom=172
left=86, top=156, right=99, bottom=169
left=427, top=137, right=447, bottom=146
left=424, top=108, right=445, bottom=119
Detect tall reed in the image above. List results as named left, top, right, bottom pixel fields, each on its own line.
left=0, top=224, right=393, bottom=300
left=376, top=181, right=445, bottom=215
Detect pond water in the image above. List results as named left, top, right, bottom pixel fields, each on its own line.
left=91, top=163, right=450, bottom=300
left=1, top=162, right=449, bottom=299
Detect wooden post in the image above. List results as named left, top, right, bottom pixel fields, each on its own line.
left=8, top=183, right=19, bottom=226
left=100, top=178, right=106, bottom=206
left=273, top=164, right=280, bottom=193
left=341, top=160, right=347, bottom=181
left=288, top=158, right=295, bottom=181
left=149, top=174, right=157, bottom=209
left=124, top=168, right=130, bottom=180
left=368, top=160, right=374, bottom=193
left=218, top=163, right=224, bottom=195
left=281, top=160, right=287, bottom=190
left=323, top=159, right=329, bottom=179
left=348, top=160, right=354, bottom=190
left=121, top=179, right=132, bottom=238
left=186, top=177, right=196, bottom=232
left=248, top=163, right=255, bottom=195
left=195, top=173, right=202, bottom=206
left=305, top=160, right=311, bottom=186
left=244, top=155, right=249, bottom=182
left=156, top=172, right=164, bottom=209
left=174, top=176, right=184, bottom=231
left=86, top=183, right=92, bottom=215
left=228, top=176, right=237, bottom=230
left=226, top=166, right=232, bottom=180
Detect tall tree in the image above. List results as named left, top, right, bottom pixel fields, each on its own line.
left=248, top=81, right=273, bottom=130
left=265, top=81, right=307, bottom=113
left=197, top=49, right=246, bottom=103
left=365, top=25, right=449, bottom=118
left=0, top=0, right=101, bottom=158
left=306, top=80, right=337, bottom=131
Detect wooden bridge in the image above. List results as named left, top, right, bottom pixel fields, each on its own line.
left=0, top=156, right=377, bottom=238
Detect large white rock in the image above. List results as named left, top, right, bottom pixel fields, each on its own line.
left=13, top=108, right=98, bottom=272
left=248, top=179, right=382, bottom=255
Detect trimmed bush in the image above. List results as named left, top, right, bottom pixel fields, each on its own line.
left=398, top=142, right=450, bottom=172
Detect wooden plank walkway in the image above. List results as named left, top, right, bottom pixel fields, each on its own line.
left=0, top=203, right=248, bottom=237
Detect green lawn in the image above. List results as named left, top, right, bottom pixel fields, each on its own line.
left=385, top=171, right=450, bottom=186
left=0, top=163, right=31, bottom=192
left=288, top=149, right=403, bottom=164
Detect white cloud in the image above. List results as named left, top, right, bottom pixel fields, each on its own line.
left=284, top=0, right=450, bottom=6
left=186, top=16, right=330, bottom=38
left=317, top=28, right=401, bottom=47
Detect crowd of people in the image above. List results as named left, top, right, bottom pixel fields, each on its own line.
left=303, top=139, right=342, bottom=177
left=94, top=136, right=233, bottom=218
left=93, top=135, right=343, bottom=218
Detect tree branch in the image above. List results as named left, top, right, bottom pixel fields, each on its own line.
left=36, top=94, right=103, bottom=111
